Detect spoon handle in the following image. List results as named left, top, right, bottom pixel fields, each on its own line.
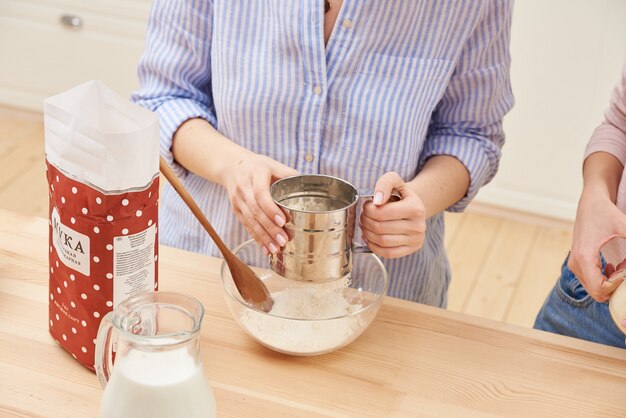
left=159, top=157, right=231, bottom=257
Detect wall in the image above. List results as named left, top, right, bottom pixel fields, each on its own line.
left=2, top=0, right=625, bottom=221
left=475, top=0, right=626, bottom=221
left=0, top=0, right=151, bottom=110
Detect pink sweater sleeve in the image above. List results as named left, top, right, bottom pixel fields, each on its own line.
left=584, top=63, right=626, bottom=164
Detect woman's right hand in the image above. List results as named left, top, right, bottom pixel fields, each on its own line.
left=568, top=188, right=626, bottom=302
left=222, top=152, right=298, bottom=255
left=170, top=118, right=297, bottom=253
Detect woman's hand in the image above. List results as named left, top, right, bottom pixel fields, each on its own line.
left=170, top=118, right=297, bottom=253
left=360, top=172, right=426, bottom=258
left=222, top=152, right=298, bottom=255
left=568, top=189, right=625, bottom=302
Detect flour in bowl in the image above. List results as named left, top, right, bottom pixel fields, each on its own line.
left=238, top=276, right=366, bottom=354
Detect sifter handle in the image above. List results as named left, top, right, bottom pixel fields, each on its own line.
left=354, top=192, right=402, bottom=253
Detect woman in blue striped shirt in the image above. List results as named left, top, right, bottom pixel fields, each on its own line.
left=133, top=0, right=514, bottom=306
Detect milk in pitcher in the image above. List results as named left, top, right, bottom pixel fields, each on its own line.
left=99, top=347, right=216, bottom=418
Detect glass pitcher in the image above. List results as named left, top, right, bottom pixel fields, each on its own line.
left=95, top=292, right=216, bottom=418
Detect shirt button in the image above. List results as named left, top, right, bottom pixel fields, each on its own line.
left=342, top=19, right=353, bottom=29
left=305, top=152, right=314, bottom=163
left=313, top=85, right=322, bottom=95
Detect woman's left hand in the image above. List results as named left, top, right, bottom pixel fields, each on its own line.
left=360, top=172, right=426, bottom=258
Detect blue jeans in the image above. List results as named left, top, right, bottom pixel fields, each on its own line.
left=534, top=256, right=625, bottom=348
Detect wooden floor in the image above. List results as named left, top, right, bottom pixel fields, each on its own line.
left=0, top=106, right=574, bottom=328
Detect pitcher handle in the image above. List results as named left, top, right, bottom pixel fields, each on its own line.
left=95, top=311, right=115, bottom=389
left=354, top=192, right=402, bottom=253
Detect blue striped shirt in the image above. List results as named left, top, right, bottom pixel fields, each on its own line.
left=133, top=0, right=514, bottom=306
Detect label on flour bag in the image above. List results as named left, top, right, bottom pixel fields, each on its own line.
left=113, top=225, right=157, bottom=307
left=51, top=207, right=90, bottom=276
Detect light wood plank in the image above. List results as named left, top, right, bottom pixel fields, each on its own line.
left=0, top=152, right=48, bottom=218
left=0, top=132, right=21, bottom=157
left=443, top=211, right=465, bottom=249
left=0, top=107, right=44, bottom=159
left=0, top=108, right=43, bottom=142
left=0, top=125, right=44, bottom=192
left=504, top=227, right=573, bottom=327
left=447, top=213, right=501, bottom=312
left=464, top=220, right=539, bottom=321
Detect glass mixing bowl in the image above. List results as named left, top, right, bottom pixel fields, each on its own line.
left=609, top=280, right=626, bottom=335
left=220, top=240, right=388, bottom=356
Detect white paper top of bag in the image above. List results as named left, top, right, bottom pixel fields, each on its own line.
left=44, top=80, right=159, bottom=192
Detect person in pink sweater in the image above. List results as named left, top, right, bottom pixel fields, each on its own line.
left=535, top=62, right=626, bottom=347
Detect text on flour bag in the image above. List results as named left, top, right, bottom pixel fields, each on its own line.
left=44, top=80, right=160, bottom=371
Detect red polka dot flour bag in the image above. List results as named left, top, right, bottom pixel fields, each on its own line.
left=44, top=80, right=160, bottom=370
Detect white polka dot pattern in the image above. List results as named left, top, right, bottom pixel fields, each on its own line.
left=47, top=161, right=159, bottom=371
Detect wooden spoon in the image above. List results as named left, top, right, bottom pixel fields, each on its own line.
left=159, top=157, right=274, bottom=312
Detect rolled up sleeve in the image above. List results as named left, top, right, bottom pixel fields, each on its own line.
left=420, top=0, right=514, bottom=212
left=584, top=63, right=626, bottom=165
left=131, top=0, right=217, bottom=179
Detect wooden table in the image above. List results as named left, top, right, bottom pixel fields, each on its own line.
left=1, top=209, right=625, bottom=417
